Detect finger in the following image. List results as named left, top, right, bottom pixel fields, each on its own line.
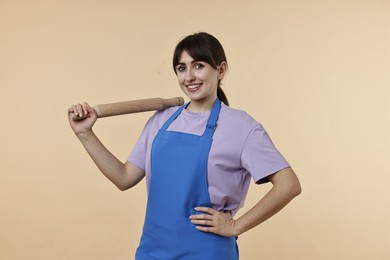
left=68, top=105, right=78, bottom=116
left=195, top=225, right=215, bottom=233
left=191, top=219, right=213, bottom=226
left=68, top=111, right=76, bottom=120
left=195, top=207, right=217, bottom=215
left=82, top=102, right=89, bottom=115
left=68, top=108, right=74, bottom=118
left=189, top=214, right=213, bottom=220
left=75, top=104, right=84, bottom=117
left=86, top=105, right=97, bottom=116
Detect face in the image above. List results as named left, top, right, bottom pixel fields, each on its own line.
left=175, top=51, right=225, bottom=110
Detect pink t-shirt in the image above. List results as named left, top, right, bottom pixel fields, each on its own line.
left=128, top=103, right=289, bottom=216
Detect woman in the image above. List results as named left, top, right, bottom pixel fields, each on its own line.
left=68, top=32, right=301, bottom=259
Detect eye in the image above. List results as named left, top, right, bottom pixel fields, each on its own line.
left=176, top=65, right=186, bottom=72
left=194, top=63, right=204, bottom=69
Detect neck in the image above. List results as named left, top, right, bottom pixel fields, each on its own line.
left=186, top=95, right=217, bottom=112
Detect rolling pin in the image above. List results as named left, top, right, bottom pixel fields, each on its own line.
left=71, top=97, right=184, bottom=121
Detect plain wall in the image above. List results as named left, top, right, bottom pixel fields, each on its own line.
left=1, top=0, right=389, bottom=259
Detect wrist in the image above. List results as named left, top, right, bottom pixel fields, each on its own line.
left=76, top=130, right=95, bottom=141
left=232, top=218, right=246, bottom=236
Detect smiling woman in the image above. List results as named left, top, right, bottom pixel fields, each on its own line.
left=174, top=51, right=225, bottom=111
left=68, top=32, right=301, bottom=260
left=173, top=32, right=230, bottom=109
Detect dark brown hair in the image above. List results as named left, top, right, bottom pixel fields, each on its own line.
left=172, top=32, right=229, bottom=106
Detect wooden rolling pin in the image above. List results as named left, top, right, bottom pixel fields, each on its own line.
left=71, top=97, right=184, bottom=121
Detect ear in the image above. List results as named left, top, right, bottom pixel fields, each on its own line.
left=217, top=62, right=227, bottom=80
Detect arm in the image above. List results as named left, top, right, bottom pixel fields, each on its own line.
left=68, top=102, right=145, bottom=191
left=234, top=167, right=301, bottom=234
left=190, top=167, right=301, bottom=236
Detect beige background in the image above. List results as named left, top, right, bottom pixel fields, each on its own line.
left=1, top=0, right=389, bottom=259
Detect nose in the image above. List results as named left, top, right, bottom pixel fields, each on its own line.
left=185, top=69, right=195, bottom=82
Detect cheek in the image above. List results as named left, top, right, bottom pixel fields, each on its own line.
left=203, top=70, right=218, bottom=82
left=176, top=74, right=184, bottom=84
left=204, top=74, right=218, bottom=86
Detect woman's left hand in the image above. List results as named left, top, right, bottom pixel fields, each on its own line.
left=189, top=207, right=239, bottom=237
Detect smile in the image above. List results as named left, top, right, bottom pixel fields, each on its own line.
left=186, top=83, right=203, bottom=92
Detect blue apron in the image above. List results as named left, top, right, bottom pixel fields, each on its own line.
left=136, top=99, right=238, bottom=260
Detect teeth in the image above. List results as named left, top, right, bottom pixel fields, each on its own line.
left=188, top=84, right=201, bottom=89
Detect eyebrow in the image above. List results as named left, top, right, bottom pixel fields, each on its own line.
left=176, top=60, right=199, bottom=66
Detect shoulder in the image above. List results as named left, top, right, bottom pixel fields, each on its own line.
left=219, top=103, right=260, bottom=132
left=144, top=106, right=180, bottom=130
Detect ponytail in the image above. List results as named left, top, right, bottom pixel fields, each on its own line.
left=217, top=86, right=229, bottom=106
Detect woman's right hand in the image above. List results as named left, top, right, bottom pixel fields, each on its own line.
left=68, top=102, right=98, bottom=136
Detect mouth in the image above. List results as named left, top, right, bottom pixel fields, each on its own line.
left=186, top=83, right=203, bottom=92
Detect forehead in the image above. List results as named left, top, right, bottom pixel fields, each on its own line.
left=178, top=51, right=195, bottom=63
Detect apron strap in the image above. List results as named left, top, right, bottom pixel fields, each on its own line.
left=160, top=98, right=221, bottom=138
left=203, top=98, right=221, bottom=137
left=160, top=103, right=187, bottom=131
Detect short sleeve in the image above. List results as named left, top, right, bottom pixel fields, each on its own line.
left=241, top=125, right=290, bottom=184
left=127, top=117, right=153, bottom=171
